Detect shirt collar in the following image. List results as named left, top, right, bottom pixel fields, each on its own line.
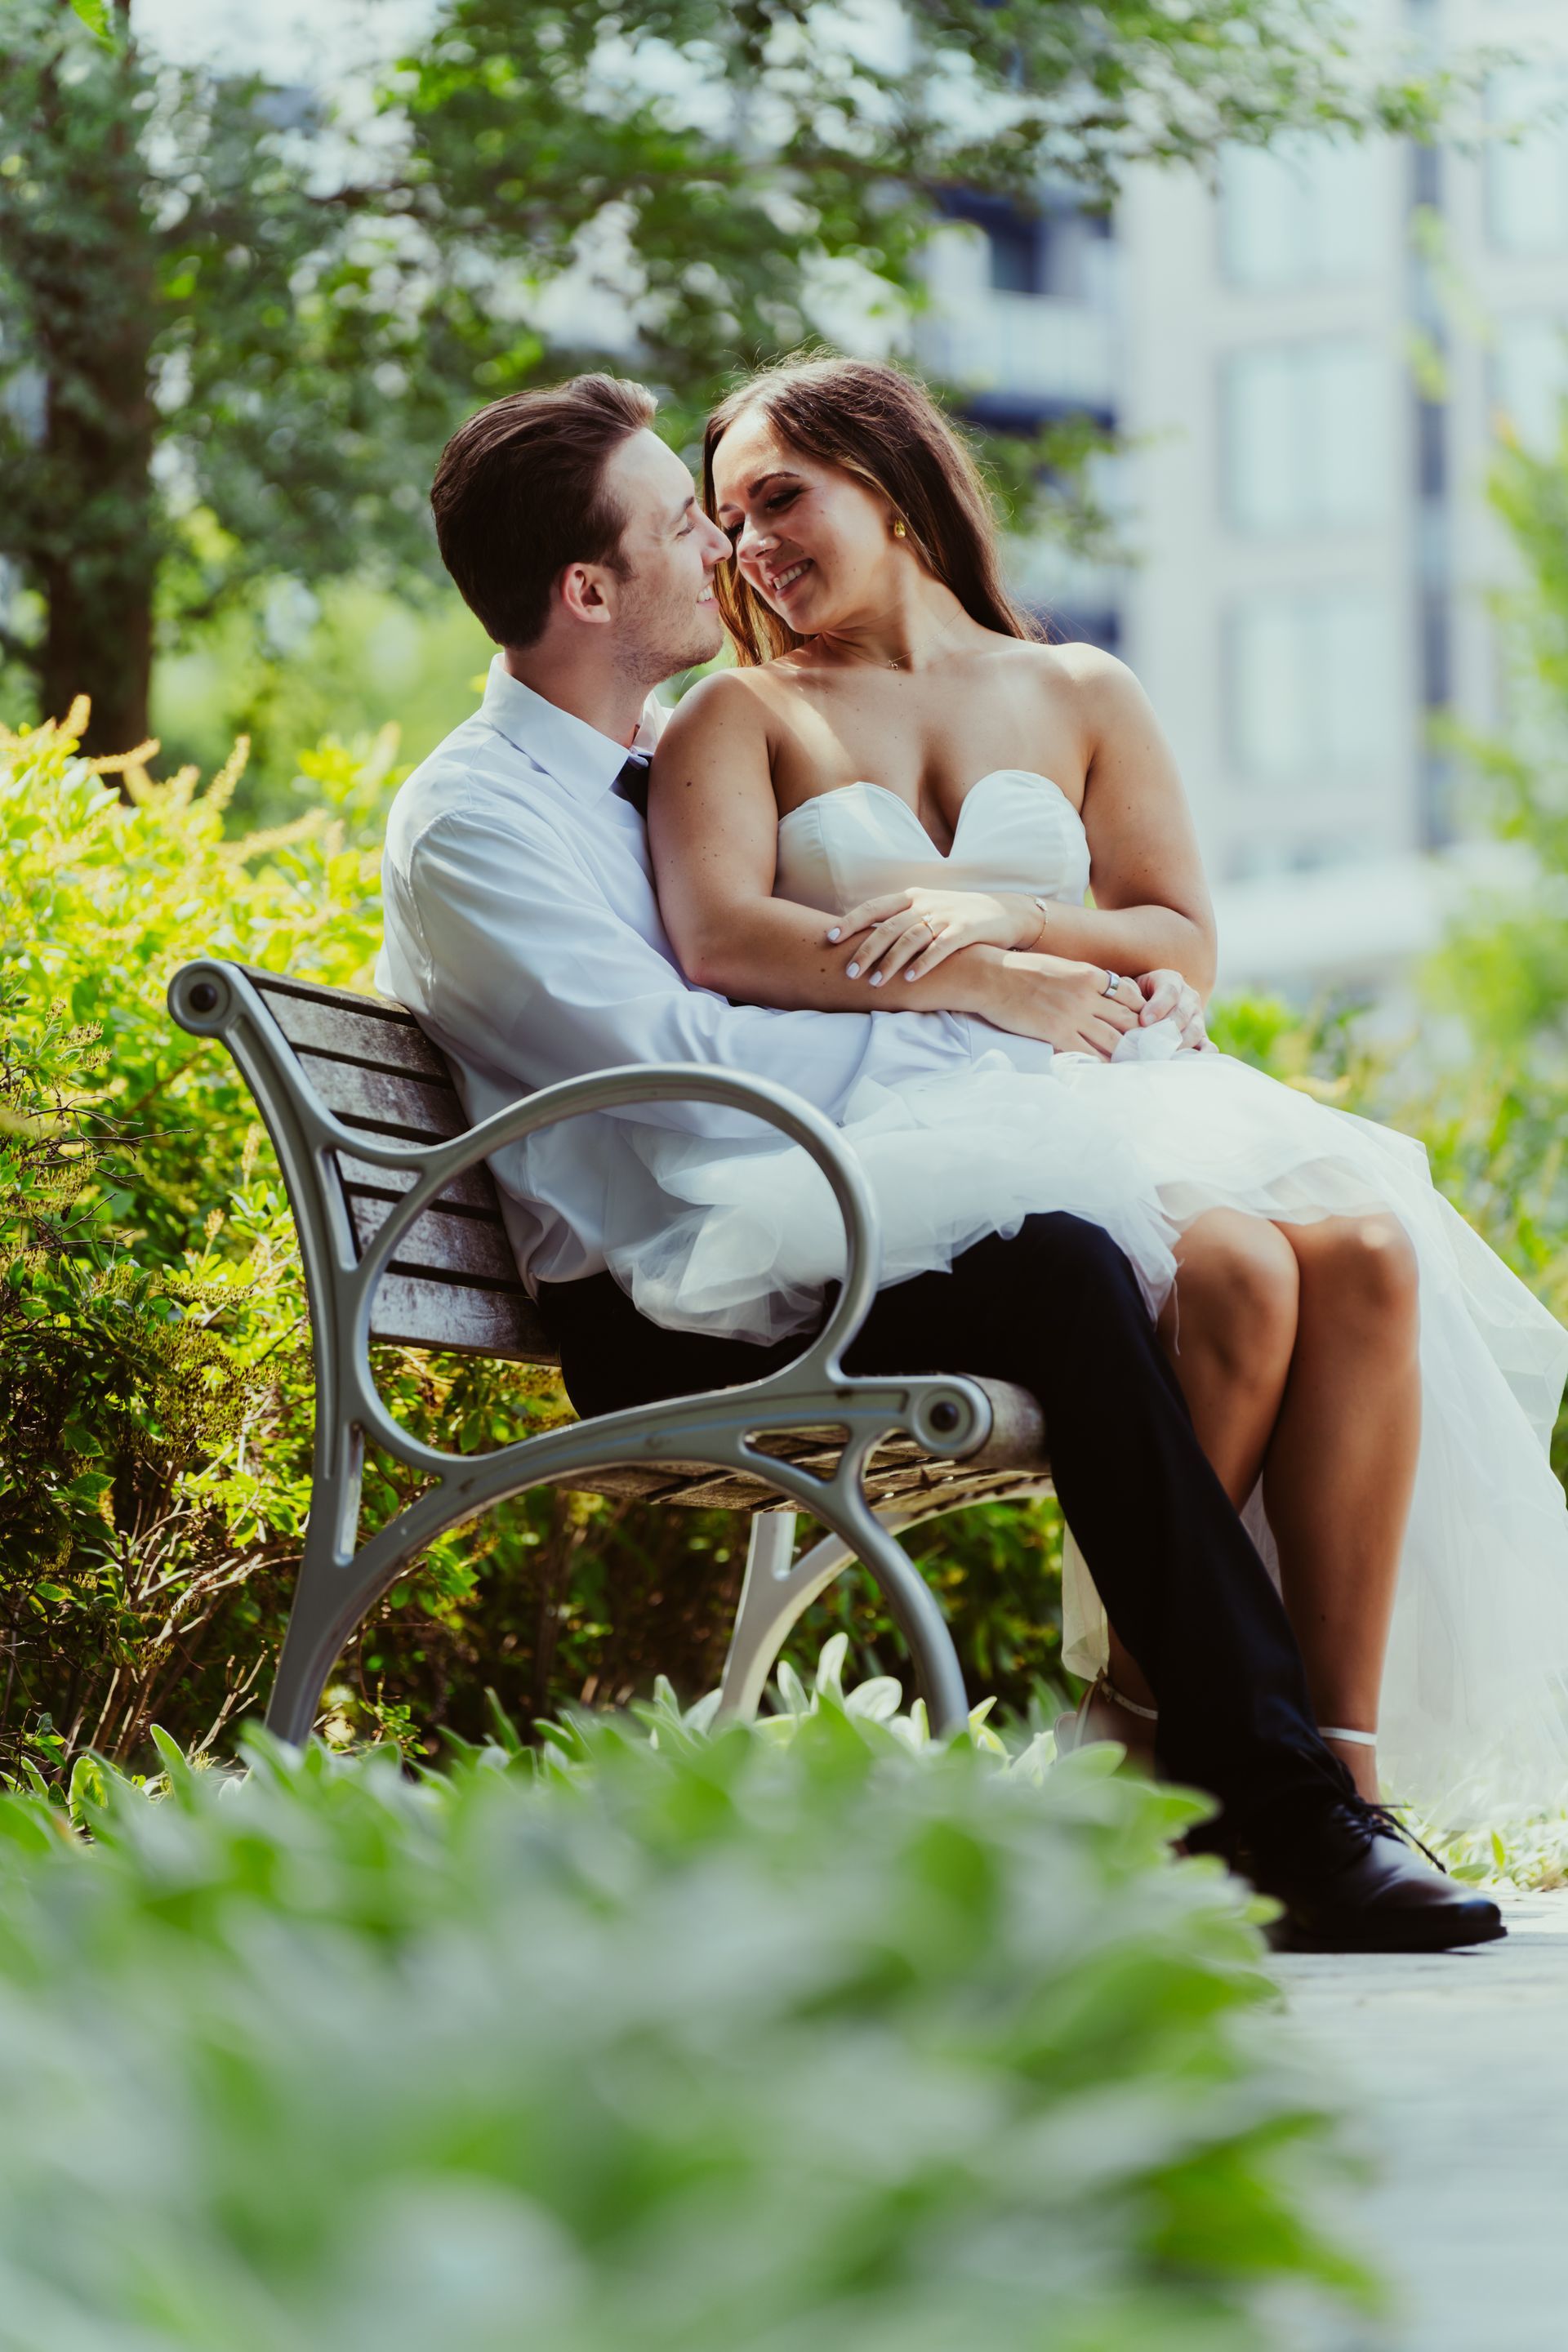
left=479, top=655, right=662, bottom=804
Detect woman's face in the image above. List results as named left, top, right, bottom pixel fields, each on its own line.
left=710, top=406, right=902, bottom=634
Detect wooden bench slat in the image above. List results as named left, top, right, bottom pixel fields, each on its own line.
left=368, top=1272, right=558, bottom=1363
left=258, top=990, right=452, bottom=1082
left=350, top=1194, right=523, bottom=1288
left=335, top=1152, right=499, bottom=1218
left=239, top=965, right=425, bottom=1026
left=569, top=1458, right=1053, bottom=1512
left=304, top=1060, right=466, bottom=1141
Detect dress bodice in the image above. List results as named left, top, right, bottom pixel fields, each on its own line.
left=773, top=769, right=1091, bottom=915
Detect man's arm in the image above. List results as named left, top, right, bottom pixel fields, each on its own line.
left=399, top=804, right=990, bottom=1143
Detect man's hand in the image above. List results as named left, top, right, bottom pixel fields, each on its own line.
left=1135, top=968, right=1213, bottom=1051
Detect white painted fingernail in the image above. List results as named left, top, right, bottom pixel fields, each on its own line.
left=869, top=972, right=884, bottom=987
left=826, top=927, right=840, bottom=941
left=846, top=962, right=859, bottom=978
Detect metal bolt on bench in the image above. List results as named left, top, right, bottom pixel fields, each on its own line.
left=168, top=960, right=1054, bottom=1744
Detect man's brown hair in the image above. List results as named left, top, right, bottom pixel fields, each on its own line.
left=430, top=374, right=657, bottom=648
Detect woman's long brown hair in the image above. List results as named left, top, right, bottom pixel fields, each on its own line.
left=702, top=355, right=1045, bottom=666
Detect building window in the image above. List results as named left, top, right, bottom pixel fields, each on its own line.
left=1222, top=339, right=1388, bottom=533
left=1485, top=70, right=1568, bottom=256
left=1218, top=136, right=1379, bottom=291
left=986, top=214, right=1040, bottom=296
left=1227, top=589, right=1398, bottom=782
left=1492, top=315, right=1568, bottom=452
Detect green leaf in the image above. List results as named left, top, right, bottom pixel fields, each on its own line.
left=482, top=1686, right=524, bottom=1757
left=69, top=0, right=118, bottom=42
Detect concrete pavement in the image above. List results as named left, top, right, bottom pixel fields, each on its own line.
left=1271, top=1893, right=1568, bottom=2350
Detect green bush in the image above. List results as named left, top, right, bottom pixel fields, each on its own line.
left=0, top=704, right=1070, bottom=1779
left=0, top=1672, right=1373, bottom=2350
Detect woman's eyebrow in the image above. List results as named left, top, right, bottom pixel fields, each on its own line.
left=716, top=469, right=801, bottom=517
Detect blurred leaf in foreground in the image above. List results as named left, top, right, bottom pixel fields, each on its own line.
left=0, top=1689, right=1379, bottom=2350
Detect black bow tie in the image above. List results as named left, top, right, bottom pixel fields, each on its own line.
left=612, top=755, right=650, bottom=818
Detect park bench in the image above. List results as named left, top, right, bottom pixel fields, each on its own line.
left=167, top=960, right=1055, bottom=1744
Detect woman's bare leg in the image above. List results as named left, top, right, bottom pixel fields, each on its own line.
left=1096, top=1211, right=1299, bottom=1742
left=1262, top=1214, right=1422, bottom=1800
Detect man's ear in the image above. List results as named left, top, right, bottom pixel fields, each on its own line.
left=558, top=562, right=616, bottom=627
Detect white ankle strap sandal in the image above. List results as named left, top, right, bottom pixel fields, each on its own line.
left=1102, top=1676, right=1159, bottom=1724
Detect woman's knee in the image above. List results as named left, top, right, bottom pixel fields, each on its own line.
left=1173, top=1213, right=1298, bottom=1374
left=1298, top=1214, right=1419, bottom=1333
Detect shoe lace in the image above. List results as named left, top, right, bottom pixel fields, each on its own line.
left=1330, top=1796, right=1446, bottom=1874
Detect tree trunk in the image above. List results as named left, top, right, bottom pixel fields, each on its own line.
left=29, top=1, right=159, bottom=762
left=38, top=537, right=155, bottom=760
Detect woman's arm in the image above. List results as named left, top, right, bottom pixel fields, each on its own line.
left=648, top=672, right=1140, bottom=1056
left=1022, top=650, right=1217, bottom=996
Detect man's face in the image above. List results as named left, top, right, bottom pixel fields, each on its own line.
left=599, top=428, right=730, bottom=684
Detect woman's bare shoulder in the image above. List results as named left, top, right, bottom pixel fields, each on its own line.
left=1002, top=636, right=1134, bottom=689
left=1002, top=639, right=1152, bottom=730
left=657, top=666, right=775, bottom=755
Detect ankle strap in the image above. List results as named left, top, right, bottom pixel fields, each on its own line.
left=1102, top=1676, right=1159, bottom=1725
left=1319, top=1725, right=1377, bottom=1748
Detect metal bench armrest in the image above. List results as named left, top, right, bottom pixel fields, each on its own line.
left=167, top=957, right=955, bottom=1463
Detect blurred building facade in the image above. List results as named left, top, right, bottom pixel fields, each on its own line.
left=917, top=0, right=1568, bottom=992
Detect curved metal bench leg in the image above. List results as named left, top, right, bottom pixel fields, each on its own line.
left=266, top=1517, right=355, bottom=1747
left=717, top=1495, right=968, bottom=1736
left=720, top=1513, right=813, bottom=1722
left=263, top=1423, right=409, bottom=1748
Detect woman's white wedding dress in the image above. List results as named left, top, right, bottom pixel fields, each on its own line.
left=615, top=768, right=1568, bottom=1818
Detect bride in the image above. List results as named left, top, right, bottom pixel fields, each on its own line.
left=632, top=354, right=1568, bottom=1824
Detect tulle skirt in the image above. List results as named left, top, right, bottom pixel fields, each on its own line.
left=609, top=1036, right=1568, bottom=1822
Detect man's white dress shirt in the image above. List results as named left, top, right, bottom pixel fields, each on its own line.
left=377, top=655, right=1050, bottom=1316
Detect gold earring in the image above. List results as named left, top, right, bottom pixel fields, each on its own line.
left=892, top=519, right=907, bottom=538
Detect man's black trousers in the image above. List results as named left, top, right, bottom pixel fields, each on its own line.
left=538, top=1212, right=1348, bottom=1838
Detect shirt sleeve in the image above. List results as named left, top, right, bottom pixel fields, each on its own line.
left=397, top=804, right=985, bottom=1142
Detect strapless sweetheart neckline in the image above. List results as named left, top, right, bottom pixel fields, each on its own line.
left=777, top=770, right=1081, bottom=864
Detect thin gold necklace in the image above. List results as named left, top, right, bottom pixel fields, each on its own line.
left=815, top=634, right=908, bottom=672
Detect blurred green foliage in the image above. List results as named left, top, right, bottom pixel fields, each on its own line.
left=0, top=1677, right=1376, bottom=2349
left=2, top=0, right=1454, bottom=775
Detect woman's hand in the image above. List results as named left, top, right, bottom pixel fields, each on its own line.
left=827, top=887, right=1041, bottom=986
left=1134, top=968, right=1214, bottom=1050
left=996, top=952, right=1144, bottom=1057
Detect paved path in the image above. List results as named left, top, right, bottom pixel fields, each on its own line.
left=1272, top=1892, right=1568, bottom=2350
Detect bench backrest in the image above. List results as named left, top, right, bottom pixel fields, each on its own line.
left=242, top=966, right=559, bottom=1365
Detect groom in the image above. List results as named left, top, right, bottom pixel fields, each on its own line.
left=377, top=373, right=1502, bottom=1953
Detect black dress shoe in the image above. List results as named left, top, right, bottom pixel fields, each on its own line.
left=1240, top=1801, right=1506, bottom=1954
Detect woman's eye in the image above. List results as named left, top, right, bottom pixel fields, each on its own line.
left=766, top=491, right=799, bottom=514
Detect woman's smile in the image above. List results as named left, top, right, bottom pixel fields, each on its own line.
left=763, top=556, right=813, bottom=601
